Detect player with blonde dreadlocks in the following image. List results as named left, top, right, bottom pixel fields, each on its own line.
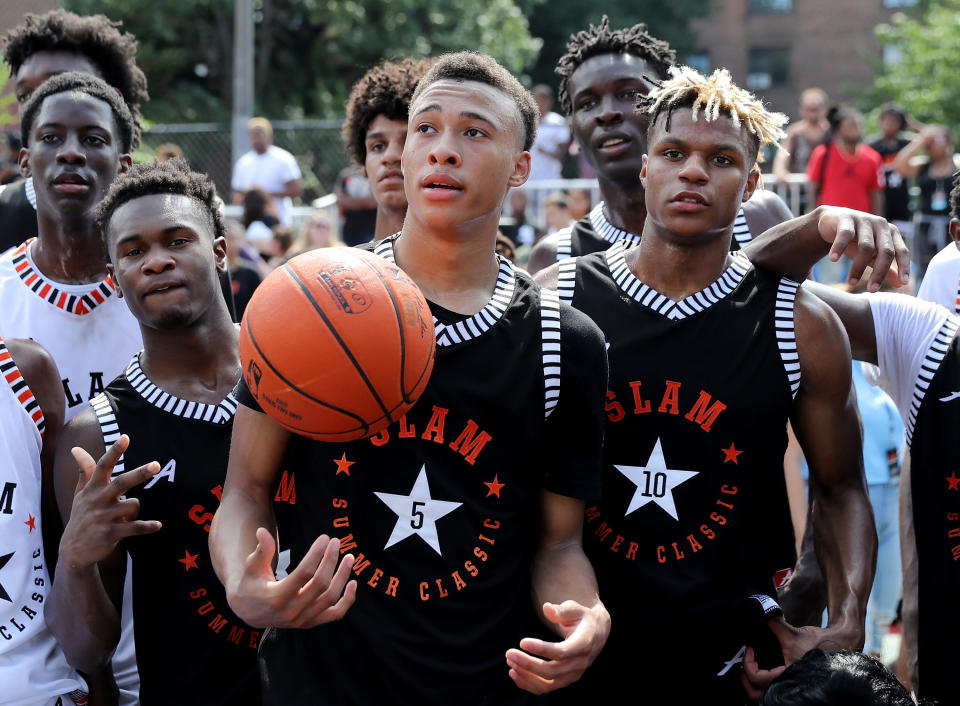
left=550, top=66, right=880, bottom=704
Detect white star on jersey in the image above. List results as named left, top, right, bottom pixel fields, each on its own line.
left=375, top=465, right=462, bottom=555
left=615, top=437, right=698, bottom=520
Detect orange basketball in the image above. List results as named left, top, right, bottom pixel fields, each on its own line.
left=238, top=247, right=435, bottom=442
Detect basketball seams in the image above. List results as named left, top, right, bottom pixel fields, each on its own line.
left=282, top=263, right=394, bottom=419
left=358, top=257, right=413, bottom=404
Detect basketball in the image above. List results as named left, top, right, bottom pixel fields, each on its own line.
left=238, top=247, right=435, bottom=442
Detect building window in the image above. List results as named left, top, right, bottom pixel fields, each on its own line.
left=747, top=48, right=790, bottom=91
left=748, top=0, right=792, bottom=12
left=883, top=44, right=903, bottom=67
left=687, top=52, right=710, bottom=75
left=883, top=0, right=917, bottom=6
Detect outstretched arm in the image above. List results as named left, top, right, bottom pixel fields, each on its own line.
left=743, top=289, right=876, bottom=697
left=209, top=404, right=357, bottom=628
left=505, top=490, right=609, bottom=694
left=742, top=206, right=909, bottom=291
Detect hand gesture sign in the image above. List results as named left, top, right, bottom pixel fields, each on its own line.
left=58, top=434, right=162, bottom=574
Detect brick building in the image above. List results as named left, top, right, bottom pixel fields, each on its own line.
left=0, top=0, right=58, bottom=131
left=687, top=0, right=917, bottom=119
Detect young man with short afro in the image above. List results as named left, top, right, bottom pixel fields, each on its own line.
left=528, top=17, right=792, bottom=275
left=0, top=9, right=147, bottom=250
left=342, top=57, right=433, bottom=240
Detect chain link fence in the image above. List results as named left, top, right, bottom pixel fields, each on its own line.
left=141, top=119, right=350, bottom=203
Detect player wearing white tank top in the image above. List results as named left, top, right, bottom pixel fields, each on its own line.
left=0, top=336, right=87, bottom=706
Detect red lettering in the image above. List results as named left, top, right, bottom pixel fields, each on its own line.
left=610, top=535, right=624, bottom=552
left=700, top=524, right=716, bottom=540
left=672, top=542, right=685, bottom=560
left=585, top=505, right=601, bottom=522
left=949, top=528, right=960, bottom=539
left=474, top=547, right=488, bottom=562
left=332, top=516, right=350, bottom=528
left=190, top=588, right=207, bottom=600
left=605, top=390, right=626, bottom=423
left=339, top=534, right=358, bottom=553
left=332, top=498, right=348, bottom=509
left=370, top=429, right=389, bottom=446
left=274, top=471, right=296, bottom=504
left=210, top=485, right=223, bottom=502
left=629, top=381, right=652, bottom=414
left=421, top=406, right=448, bottom=443
left=208, top=614, right=228, bottom=633
left=352, top=554, right=371, bottom=576
left=385, top=576, right=399, bottom=597
left=464, top=561, right=478, bottom=577
left=188, top=504, right=214, bottom=532
left=721, top=485, right=738, bottom=495
left=483, top=519, right=501, bottom=530
left=435, top=579, right=448, bottom=598
left=398, top=415, right=416, bottom=438
left=716, top=500, right=734, bottom=510
left=478, top=534, right=495, bottom=546
left=449, top=420, right=492, bottom=465
left=626, top=542, right=639, bottom=560
left=686, top=534, right=703, bottom=552
left=249, top=630, right=260, bottom=649
left=420, top=582, right=429, bottom=601
left=593, top=521, right=612, bottom=542
left=367, top=568, right=384, bottom=588
left=950, top=512, right=959, bottom=522
left=197, top=601, right=215, bottom=616
left=452, top=571, right=466, bottom=591
left=710, top=512, right=727, bottom=525
left=227, top=625, right=245, bottom=645
left=659, top=380, right=681, bottom=415
left=656, top=545, right=666, bottom=563
left=684, top=391, right=727, bottom=432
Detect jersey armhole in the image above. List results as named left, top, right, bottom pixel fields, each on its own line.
left=91, top=392, right=126, bottom=476
left=775, top=278, right=802, bottom=399
left=557, top=256, right=577, bottom=305
left=0, top=337, right=45, bottom=439
left=541, top=288, right=561, bottom=419
left=905, top=316, right=960, bottom=444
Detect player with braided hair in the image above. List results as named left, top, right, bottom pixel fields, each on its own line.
left=551, top=67, right=888, bottom=702
left=529, top=17, right=792, bottom=275
left=342, top=57, right=434, bottom=240
left=0, top=9, right=148, bottom=251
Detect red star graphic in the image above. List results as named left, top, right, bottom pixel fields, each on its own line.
left=947, top=471, right=960, bottom=492
left=721, top=443, right=743, bottom=464
left=178, top=550, right=199, bottom=571
left=24, top=514, right=36, bottom=532
left=484, top=475, right=505, bottom=498
left=334, top=453, right=355, bottom=476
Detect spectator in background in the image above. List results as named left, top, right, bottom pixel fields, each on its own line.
left=773, top=87, right=829, bottom=182
left=225, top=220, right=262, bottom=320
left=567, top=188, right=591, bottom=221
left=529, top=84, right=570, bottom=183
left=917, top=174, right=960, bottom=314
left=241, top=186, right=280, bottom=250
left=334, top=165, right=377, bottom=246
left=231, top=117, right=302, bottom=226
left=892, top=125, right=957, bottom=280
left=0, top=132, right=21, bottom=185
left=543, top=191, right=574, bottom=235
left=154, top=142, right=183, bottom=163
left=289, top=210, right=343, bottom=257
left=869, top=105, right=913, bottom=237
left=0, top=9, right=148, bottom=251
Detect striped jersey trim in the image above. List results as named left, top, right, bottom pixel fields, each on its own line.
left=557, top=257, right=578, bottom=304
left=775, top=279, right=802, bottom=398
left=24, top=177, right=36, bottom=210
left=732, top=207, right=751, bottom=249
left=555, top=227, right=573, bottom=261
left=125, top=355, right=239, bottom=424
left=906, top=315, right=960, bottom=444
left=11, top=239, right=118, bottom=315
left=375, top=235, right=516, bottom=347
left=954, top=275, right=959, bottom=316
left=589, top=202, right=642, bottom=247
left=541, top=288, right=561, bottom=418
left=91, top=392, right=125, bottom=476
left=605, top=241, right=752, bottom=321
left=0, top=336, right=45, bottom=438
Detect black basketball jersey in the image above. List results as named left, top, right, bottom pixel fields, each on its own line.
left=92, top=357, right=261, bottom=706
left=238, top=235, right=607, bottom=705
left=553, top=202, right=752, bottom=261
left=0, top=179, right=37, bottom=253
left=557, top=242, right=798, bottom=700
left=904, top=317, right=960, bottom=704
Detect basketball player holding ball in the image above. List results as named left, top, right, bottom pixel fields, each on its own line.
left=45, top=160, right=261, bottom=704
left=209, top=52, right=611, bottom=703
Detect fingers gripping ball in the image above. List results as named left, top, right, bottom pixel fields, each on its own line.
left=239, top=247, right=435, bottom=442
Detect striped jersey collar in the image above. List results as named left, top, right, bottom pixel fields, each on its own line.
left=605, top=240, right=752, bottom=320
left=590, top=202, right=641, bottom=245
left=0, top=336, right=45, bottom=437
left=374, top=234, right=516, bottom=347
left=11, top=238, right=118, bottom=315
left=125, top=354, right=239, bottom=425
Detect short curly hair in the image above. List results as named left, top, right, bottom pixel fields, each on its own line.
left=96, top=159, right=226, bottom=254
left=342, top=57, right=434, bottom=168
left=21, top=71, right=135, bottom=154
left=411, top=52, right=538, bottom=152
left=2, top=9, right=148, bottom=147
left=950, top=174, right=960, bottom=221
left=556, top=16, right=676, bottom=115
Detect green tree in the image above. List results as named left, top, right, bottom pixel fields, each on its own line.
left=873, top=0, right=960, bottom=126
left=64, top=0, right=541, bottom=122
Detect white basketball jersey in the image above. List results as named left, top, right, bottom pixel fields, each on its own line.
left=0, top=240, right=142, bottom=422
left=0, top=338, right=87, bottom=705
